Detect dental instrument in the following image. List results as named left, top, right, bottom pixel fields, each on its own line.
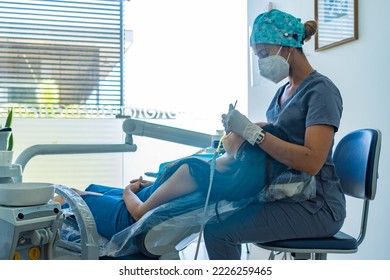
left=193, top=133, right=226, bottom=259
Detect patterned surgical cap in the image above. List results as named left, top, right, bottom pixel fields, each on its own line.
left=250, top=9, right=305, bottom=48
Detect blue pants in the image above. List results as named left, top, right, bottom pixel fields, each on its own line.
left=81, top=184, right=134, bottom=240
left=204, top=201, right=344, bottom=259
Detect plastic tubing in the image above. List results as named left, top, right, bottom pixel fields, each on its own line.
left=194, top=134, right=226, bottom=259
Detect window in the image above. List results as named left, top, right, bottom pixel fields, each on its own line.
left=123, top=0, right=247, bottom=134
left=0, top=0, right=124, bottom=118
left=122, top=0, right=248, bottom=180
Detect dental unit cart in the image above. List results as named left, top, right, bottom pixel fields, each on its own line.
left=0, top=163, right=61, bottom=260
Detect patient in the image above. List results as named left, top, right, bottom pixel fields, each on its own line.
left=54, top=125, right=288, bottom=240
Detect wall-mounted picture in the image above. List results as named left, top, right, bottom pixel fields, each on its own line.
left=315, top=0, right=358, bottom=51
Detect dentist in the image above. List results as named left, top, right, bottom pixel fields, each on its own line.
left=204, top=9, right=346, bottom=260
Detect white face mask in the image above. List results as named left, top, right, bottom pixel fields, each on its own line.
left=258, top=46, right=291, bottom=84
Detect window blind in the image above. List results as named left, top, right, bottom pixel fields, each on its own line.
left=0, top=0, right=124, bottom=118
left=316, top=0, right=356, bottom=50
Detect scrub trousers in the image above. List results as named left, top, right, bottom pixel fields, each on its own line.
left=203, top=200, right=344, bottom=260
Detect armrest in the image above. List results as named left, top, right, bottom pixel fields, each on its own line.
left=54, top=184, right=100, bottom=260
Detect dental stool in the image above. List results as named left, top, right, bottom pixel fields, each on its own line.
left=255, top=128, right=382, bottom=260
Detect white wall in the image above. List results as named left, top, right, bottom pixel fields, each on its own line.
left=248, top=0, right=390, bottom=259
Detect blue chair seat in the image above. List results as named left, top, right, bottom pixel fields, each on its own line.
left=259, top=231, right=357, bottom=251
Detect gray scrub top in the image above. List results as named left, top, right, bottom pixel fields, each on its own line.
left=266, top=70, right=346, bottom=222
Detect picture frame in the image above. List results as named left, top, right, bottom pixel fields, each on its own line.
left=315, top=0, right=358, bottom=51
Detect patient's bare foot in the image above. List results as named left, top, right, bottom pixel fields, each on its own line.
left=52, top=195, right=66, bottom=205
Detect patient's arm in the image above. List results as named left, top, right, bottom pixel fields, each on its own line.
left=123, top=164, right=198, bottom=221
left=126, top=176, right=153, bottom=193
left=123, top=132, right=246, bottom=221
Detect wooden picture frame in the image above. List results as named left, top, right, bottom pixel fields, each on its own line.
left=315, top=0, right=358, bottom=51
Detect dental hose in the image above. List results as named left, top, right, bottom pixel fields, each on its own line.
left=194, top=134, right=226, bottom=260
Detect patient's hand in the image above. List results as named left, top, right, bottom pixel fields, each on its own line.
left=127, top=176, right=153, bottom=193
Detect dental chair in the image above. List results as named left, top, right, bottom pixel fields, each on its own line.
left=3, top=118, right=249, bottom=260
left=55, top=185, right=242, bottom=260
left=255, top=128, right=382, bottom=260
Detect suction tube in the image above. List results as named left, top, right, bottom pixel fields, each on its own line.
left=194, top=134, right=226, bottom=260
